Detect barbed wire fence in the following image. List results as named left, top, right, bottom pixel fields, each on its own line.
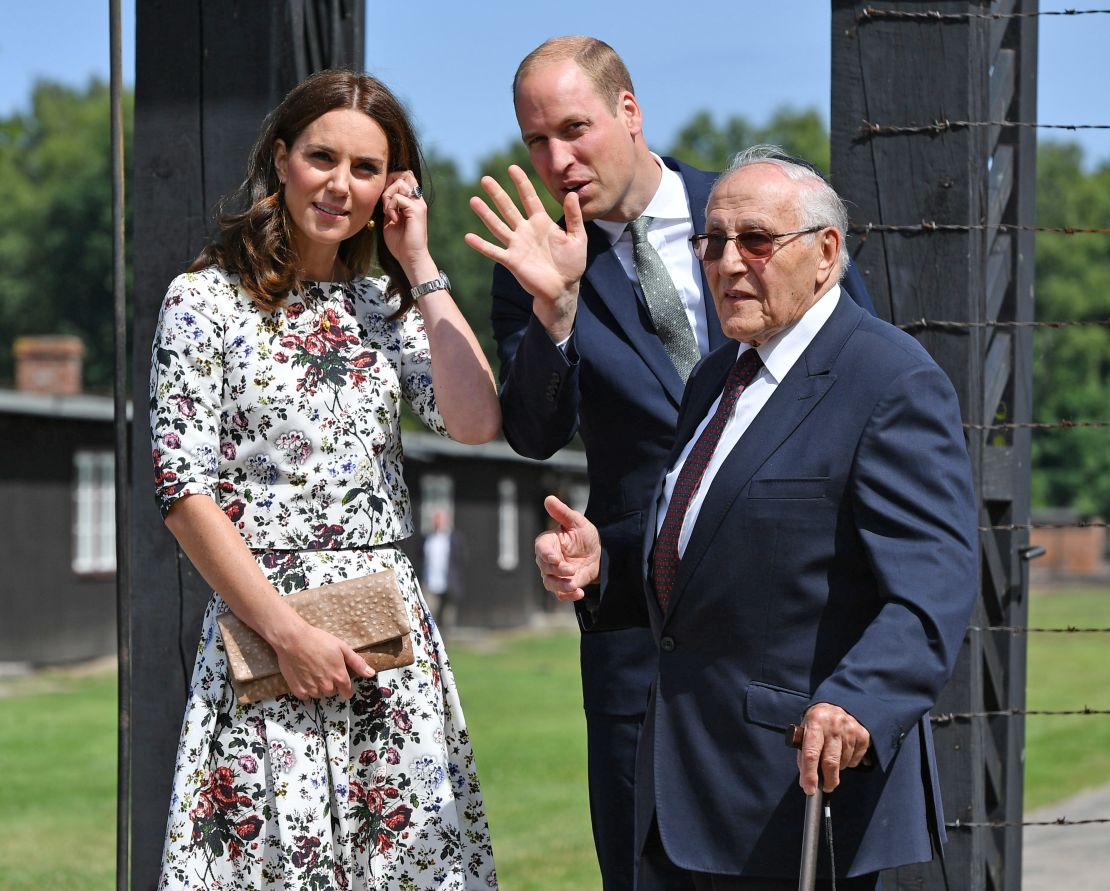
left=850, top=2, right=1110, bottom=845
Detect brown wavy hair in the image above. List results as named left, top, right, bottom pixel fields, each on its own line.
left=189, top=69, right=425, bottom=318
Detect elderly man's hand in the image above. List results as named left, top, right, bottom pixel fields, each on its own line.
left=796, top=702, right=872, bottom=795
left=534, top=495, right=601, bottom=602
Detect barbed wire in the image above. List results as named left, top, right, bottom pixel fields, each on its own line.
left=862, top=118, right=1110, bottom=136
left=982, top=520, right=1110, bottom=531
left=851, top=221, right=1110, bottom=236
left=859, top=6, right=1110, bottom=23
left=948, top=817, right=1110, bottom=829
left=932, top=707, right=1110, bottom=723
left=963, top=420, right=1110, bottom=430
left=969, top=625, right=1110, bottom=634
left=898, top=318, right=1110, bottom=331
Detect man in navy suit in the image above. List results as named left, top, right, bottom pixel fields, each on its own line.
left=466, top=38, right=874, bottom=890
left=531, top=146, right=979, bottom=889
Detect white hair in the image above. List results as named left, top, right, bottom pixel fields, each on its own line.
left=708, top=144, right=850, bottom=280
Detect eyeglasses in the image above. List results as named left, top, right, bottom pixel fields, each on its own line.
left=689, top=226, right=824, bottom=262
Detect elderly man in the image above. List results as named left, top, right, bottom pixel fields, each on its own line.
left=529, top=146, right=978, bottom=889
left=465, top=37, right=874, bottom=890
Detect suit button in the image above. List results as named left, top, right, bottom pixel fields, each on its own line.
left=660, top=636, right=676, bottom=652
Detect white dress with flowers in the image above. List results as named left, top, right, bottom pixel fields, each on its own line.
left=150, top=266, right=497, bottom=891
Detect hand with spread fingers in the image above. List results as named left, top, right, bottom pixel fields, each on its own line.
left=465, top=164, right=589, bottom=343
left=796, top=701, right=873, bottom=794
left=534, top=495, right=602, bottom=603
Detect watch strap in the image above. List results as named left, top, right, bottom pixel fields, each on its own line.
left=410, top=270, right=450, bottom=300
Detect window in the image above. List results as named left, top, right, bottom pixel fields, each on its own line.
left=73, top=450, right=116, bottom=574
left=498, top=478, right=519, bottom=570
left=419, top=473, right=454, bottom=534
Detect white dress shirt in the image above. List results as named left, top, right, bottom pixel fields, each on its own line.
left=592, top=154, right=709, bottom=356
left=655, top=285, right=843, bottom=557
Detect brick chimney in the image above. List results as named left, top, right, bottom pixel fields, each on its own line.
left=14, top=335, right=85, bottom=395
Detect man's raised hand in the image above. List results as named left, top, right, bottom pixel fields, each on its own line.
left=465, top=165, right=588, bottom=343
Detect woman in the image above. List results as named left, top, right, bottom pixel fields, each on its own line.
left=151, top=70, right=499, bottom=890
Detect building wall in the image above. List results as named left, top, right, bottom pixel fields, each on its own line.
left=0, top=407, right=588, bottom=664
left=402, top=458, right=586, bottom=628
left=0, top=413, right=117, bottom=664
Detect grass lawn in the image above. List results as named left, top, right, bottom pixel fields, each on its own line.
left=0, top=670, right=118, bottom=890
left=1, top=587, right=1108, bottom=888
left=1023, top=585, right=1110, bottom=809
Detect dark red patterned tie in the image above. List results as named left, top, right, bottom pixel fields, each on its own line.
left=652, top=349, right=763, bottom=611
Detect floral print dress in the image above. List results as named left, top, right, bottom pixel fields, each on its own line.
left=150, top=266, right=497, bottom=890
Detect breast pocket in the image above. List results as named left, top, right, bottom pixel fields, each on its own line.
left=748, top=477, right=829, bottom=500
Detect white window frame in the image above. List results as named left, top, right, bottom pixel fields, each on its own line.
left=73, top=449, right=116, bottom=574
left=498, top=477, right=519, bottom=571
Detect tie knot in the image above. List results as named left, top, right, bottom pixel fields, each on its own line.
left=729, top=348, right=763, bottom=388
left=628, top=216, right=654, bottom=244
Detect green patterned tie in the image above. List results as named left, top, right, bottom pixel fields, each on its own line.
left=628, top=215, right=701, bottom=381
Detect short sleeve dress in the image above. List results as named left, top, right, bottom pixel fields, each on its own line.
left=150, top=266, right=497, bottom=890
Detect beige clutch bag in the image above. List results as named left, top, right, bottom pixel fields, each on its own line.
left=216, top=569, right=414, bottom=705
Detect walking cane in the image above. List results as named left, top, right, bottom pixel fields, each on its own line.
left=787, top=724, right=823, bottom=891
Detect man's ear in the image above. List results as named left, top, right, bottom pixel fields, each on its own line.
left=273, top=139, right=288, bottom=183
left=618, top=90, right=643, bottom=140
left=815, top=227, right=842, bottom=286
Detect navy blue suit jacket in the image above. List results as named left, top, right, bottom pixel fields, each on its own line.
left=491, top=158, right=875, bottom=715
left=635, top=295, right=978, bottom=878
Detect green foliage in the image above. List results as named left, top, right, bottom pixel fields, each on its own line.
left=667, top=104, right=831, bottom=174
left=0, top=79, right=133, bottom=390
left=1031, top=143, right=1110, bottom=518
left=423, top=150, right=499, bottom=362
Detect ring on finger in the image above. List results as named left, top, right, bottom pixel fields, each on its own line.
left=409, top=184, right=422, bottom=200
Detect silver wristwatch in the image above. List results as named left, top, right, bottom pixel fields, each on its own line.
left=410, top=270, right=451, bottom=301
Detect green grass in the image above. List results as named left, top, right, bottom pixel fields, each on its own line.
left=1023, top=586, right=1110, bottom=809
left=0, top=671, right=118, bottom=890
left=449, top=630, right=600, bottom=891
left=3, top=589, right=1109, bottom=888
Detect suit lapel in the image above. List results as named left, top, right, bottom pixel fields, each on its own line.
left=664, top=298, right=867, bottom=618
left=580, top=159, right=725, bottom=409
left=584, top=222, right=687, bottom=406
left=642, top=344, right=738, bottom=624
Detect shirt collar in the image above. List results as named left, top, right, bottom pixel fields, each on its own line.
left=594, top=154, right=688, bottom=246
left=744, top=284, right=842, bottom=382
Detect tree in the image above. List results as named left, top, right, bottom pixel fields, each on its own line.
left=667, top=105, right=831, bottom=174
left=1029, top=142, right=1110, bottom=518
left=0, top=79, right=133, bottom=390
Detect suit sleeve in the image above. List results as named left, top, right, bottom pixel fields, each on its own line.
left=490, top=261, right=581, bottom=459
left=811, top=360, right=978, bottom=769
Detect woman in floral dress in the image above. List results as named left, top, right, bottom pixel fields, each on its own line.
left=150, top=70, right=500, bottom=890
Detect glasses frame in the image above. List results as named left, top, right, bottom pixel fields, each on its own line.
left=689, top=225, right=825, bottom=262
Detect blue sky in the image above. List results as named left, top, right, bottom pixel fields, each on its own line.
left=1, top=1, right=1108, bottom=177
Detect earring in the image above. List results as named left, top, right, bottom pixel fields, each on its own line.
left=366, top=218, right=376, bottom=231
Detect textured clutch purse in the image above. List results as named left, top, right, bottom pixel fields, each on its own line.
left=216, top=569, right=414, bottom=705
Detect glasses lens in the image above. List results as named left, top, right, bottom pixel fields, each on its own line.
left=698, top=234, right=726, bottom=261
left=739, top=231, right=775, bottom=259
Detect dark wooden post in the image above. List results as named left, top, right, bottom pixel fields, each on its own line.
left=129, top=3, right=363, bottom=886
left=831, top=1, right=1036, bottom=888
